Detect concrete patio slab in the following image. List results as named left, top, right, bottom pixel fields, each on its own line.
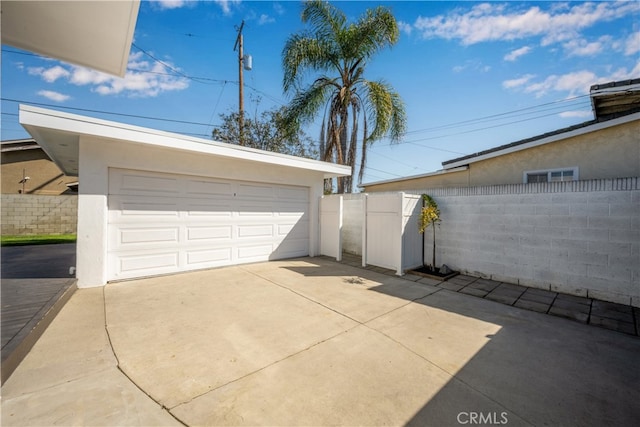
left=241, top=258, right=440, bottom=323
left=1, top=288, right=115, bottom=397
left=367, top=289, right=640, bottom=426
left=1, top=368, right=181, bottom=426
left=105, top=264, right=358, bottom=409
left=1, top=288, right=180, bottom=427
left=172, top=325, right=528, bottom=427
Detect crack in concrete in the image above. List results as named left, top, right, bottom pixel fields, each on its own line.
left=102, top=286, right=189, bottom=426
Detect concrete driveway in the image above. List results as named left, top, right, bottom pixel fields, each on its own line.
left=2, top=257, right=639, bottom=426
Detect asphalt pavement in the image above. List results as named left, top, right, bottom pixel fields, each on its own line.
left=1, top=243, right=76, bottom=279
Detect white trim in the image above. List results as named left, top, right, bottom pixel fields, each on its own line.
left=444, top=112, right=640, bottom=170
left=19, top=105, right=351, bottom=178
left=523, top=166, right=579, bottom=184
left=590, top=83, right=640, bottom=98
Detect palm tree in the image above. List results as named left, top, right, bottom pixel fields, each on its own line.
left=281, top=0, right=407, bottom=193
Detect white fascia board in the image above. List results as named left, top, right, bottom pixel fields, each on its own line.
left=2, top=1, right=139, bottom=77
left=590, top=83, right=640, bottom=97
left=443, top=112, right=640, bottom=170
left=589, top=83, right=640, bottom=115
left=19, top=105, right=351, bottom=178
left=360, top=166, right=469, bottom=188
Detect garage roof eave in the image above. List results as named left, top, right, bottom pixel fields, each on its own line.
left=1, top=1, right=139, bottom=77
left=19, top=105, right=351, bottom=178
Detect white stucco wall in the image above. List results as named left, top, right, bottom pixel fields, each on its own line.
left=77, top=136, right=328, bottom=287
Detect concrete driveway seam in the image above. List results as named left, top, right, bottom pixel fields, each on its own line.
left=240, top=265, right=445, bottom=325
left=167, top=323, right=361, bottom=412
left=240, top=266, right=533, bottom=425
left=239, top=265, right=364, bottom=324
left=101, top=287, right=189, bottom=426
left=160, top=266, right=447, bottom=412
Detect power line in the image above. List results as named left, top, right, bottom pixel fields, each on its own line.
left=398, top=109, right=579, bottom=148
left=1, top=98, right=221, bottom=128
left=402, top=94, right=592, bottom=136
left=368, top=150, right=433, bottom=172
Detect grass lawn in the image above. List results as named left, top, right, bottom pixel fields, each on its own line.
left=1, top=234, right=77, bottom=247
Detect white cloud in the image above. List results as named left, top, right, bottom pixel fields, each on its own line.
left=563, top=36, right=612, bottom=57
left=398, top=21, right=412, bottom=36
left=504, top=46, right=532, bottom=61
left=523, top=70, right=597, bottom=97
left=411, top=2, right=639, bottom=46
left=559, top=110, right=593, bottom=119
left=152, top=0, right=198, bottom=10
left=273, top=3, right=284, bottom=16
left=26, top=51, right=190, bottom=98
left=42, top=65, right=71, bottom=82
left=37, top=90, right=70, bottom=102
left=69, top=67, right=113, bottom=86
left=502, top=74, right=535, bottom=89
left=214, top=0, right=241, bottom=16
left=258, top=14, right=275, bottom=25
left=625, top=31, right=640, bottom=56
left=506, top=60, right=640, bottom=97
left=452, top=59, right=491, bottom=74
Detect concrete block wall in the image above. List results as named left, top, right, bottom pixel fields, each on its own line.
left=417, top=178, right=639, bottom=306
left=1, top=194, right=78, bottom=235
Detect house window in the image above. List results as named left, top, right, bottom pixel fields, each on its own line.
left=524, top=167, right=578, bottom=184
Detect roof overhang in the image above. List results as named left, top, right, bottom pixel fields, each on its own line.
left=1, top=1, right=140, bottom=77
left=443, top=112, right=640, bottom=170
left=361, top=166, right=469, bottom=188
left=590, top=81, right=640, bottom=118
left=19, top=105, right=351, bottom=179
left=0, top=138, right=40, bottom=153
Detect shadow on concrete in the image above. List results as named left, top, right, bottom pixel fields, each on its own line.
left=371, top=279, right=640, bottom=426
left=284, top=259, right=640, bottom=426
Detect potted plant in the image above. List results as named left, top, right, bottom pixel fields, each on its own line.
left=413, top=194, right=457, bottom=280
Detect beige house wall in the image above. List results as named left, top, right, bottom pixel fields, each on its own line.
left=1, top=150, right=77, bottom=195
left=363, top=119, right=639, bottom=192
left=362, top=169, right=470, bottom=192
left=468, top=120, right=639, bottom=186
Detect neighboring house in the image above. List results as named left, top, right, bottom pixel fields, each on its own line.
left=1, top=139, right=78, bottom=194
left=362, top=79, right=640, bottom=192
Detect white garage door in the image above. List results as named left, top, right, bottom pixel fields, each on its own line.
left=107, top=168, right=309, bottom=281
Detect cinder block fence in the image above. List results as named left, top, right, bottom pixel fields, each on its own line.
left=322, top=177, right=640, bottom=307
left=1, top=194, right=78, bottom=235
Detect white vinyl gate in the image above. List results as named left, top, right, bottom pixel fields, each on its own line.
left=107, top=168, right=309, bottom=280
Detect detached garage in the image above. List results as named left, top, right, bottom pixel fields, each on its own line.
left=19, top=105, right=350, bottom=287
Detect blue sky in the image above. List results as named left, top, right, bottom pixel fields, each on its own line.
left=2, top=0, right=639, bottom=185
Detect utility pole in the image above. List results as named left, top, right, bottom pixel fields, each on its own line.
left=234, top=21, right=245, bottom=145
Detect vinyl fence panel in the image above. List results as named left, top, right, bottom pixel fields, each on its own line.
left=319, top=195, right=342, bottom=261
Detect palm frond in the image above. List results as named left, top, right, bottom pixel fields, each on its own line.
left=361, top=79, right=406, bottom=142
left=301, top=0, right=346, bottom=41
left=282, top=36, right=337, bottom=94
